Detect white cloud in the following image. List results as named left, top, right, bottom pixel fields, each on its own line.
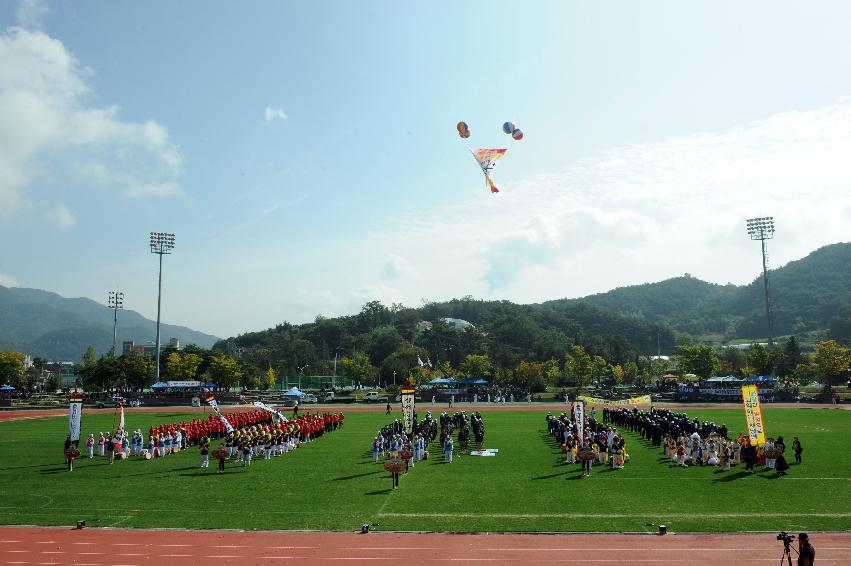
left=264, top=105, right=287, bottom=122
left=0, top=25, right=183, bottom=223
left=0, top=272, right=18, bottom=287
left=16, top=0, right=48, bottom=31
left=354, top=99, right=851, bottom=306
left=382, top=254, right=416, bottom=280
left=47, top=203, right=75, bottom=230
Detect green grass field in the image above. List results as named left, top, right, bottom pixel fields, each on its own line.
left=0, top=407, right=848, bottom=533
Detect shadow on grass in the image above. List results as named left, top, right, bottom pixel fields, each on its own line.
left=334, top=470, right=382, bottom=481
left=713, top=470, right=751, bottom=482
left=40, top=467, right=69, bottom=474
left=364, top=488, right=393, bottom=495
left=179, top=471, right=221, bottom=477
left=534, top=470, right=571, bottom=480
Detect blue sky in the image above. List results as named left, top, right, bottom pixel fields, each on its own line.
left=2, top=1, right=851, bottom=339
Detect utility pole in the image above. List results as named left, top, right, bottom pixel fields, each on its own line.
left=746, top=217, right=775, bottom=348
left=149, top=232, right=175, bottom=383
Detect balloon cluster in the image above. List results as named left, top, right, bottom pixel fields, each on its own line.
left=457, top=121, right=471, bottom=139
left=502, top=121, right=523, bottom=141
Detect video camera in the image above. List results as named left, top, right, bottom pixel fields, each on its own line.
left=777, top=532, right=795, bottom=544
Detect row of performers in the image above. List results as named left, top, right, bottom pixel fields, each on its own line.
left=147, top=409, right=284, bottom=445
left=545, top=412, right=629, bottom=476
left=106, top=412, right=343, bottom=460
left=375, top=416, right=433, bottom=490
left=197, top=413, right=345, bottom=470
left=606, top=406, right=796, bottom=475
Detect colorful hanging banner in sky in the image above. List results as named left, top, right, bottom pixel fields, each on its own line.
left=742, top=384, right=767, bottom=446
left=471, top=148, right=507, bottom=193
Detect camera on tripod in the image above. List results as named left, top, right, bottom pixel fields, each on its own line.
left=777, top=531, right=795, bottom=544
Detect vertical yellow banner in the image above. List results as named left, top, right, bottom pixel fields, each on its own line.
left=742, top=384, right=767, bottom=446
left=749, top=385, right=767, bottom=446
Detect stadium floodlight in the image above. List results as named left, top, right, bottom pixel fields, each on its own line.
left=108, top=291, right=124, bottom=356
left=149, top=232, right=176, bottom=382
left=745, top=217, right=775, bottom=348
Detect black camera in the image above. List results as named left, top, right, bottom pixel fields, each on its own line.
left=777, top=532, right=795, bottom=543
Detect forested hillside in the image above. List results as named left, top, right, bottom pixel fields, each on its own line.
left=552, top=242, right=851, bottom=341
left=0, top=286, right=219, bottom=359
left=213, top=243, right=851, bottom=386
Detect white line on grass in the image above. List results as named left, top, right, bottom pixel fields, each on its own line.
left=378, top=512, right=851, bottom=519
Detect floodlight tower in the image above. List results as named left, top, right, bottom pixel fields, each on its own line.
left=746, top=217, right=775, bottom=348
left=108, top=291, right=124, bottom=356
left=149, top=232, right=175, bottom=382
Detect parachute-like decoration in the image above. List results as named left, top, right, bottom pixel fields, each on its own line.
left=471, top=148, right=507, bottom=194
left=457, top=121, right=471, bottom=139
left=502, top=121, right=523, bottom=141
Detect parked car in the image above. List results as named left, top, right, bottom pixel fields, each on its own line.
left=303, top=393, right=318, bottom=403
left=96, top=397, right=125, bottom=408
left=362, top=391, right=388, bottom=403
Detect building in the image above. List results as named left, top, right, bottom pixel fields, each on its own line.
left=123, top=337, right=180, bottom=356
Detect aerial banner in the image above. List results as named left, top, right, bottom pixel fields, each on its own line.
left=742, top=385, right=767, bottom=446
left=253, top=401, right=289, bottom=422
left=68, top=397, right=83, bottom=442
left=205, top=395, right=235, bottom=434
left=400, top=385, right=416, bottom=434
left=572, top=401, right=585, bottom=446
left=471, top=148, right=507, bottom=193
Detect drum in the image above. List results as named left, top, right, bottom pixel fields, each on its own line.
left=142, top=450, right=152, bottom=460
left=116, top=452, right=126, bottom=460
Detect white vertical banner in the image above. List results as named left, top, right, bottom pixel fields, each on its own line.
left=206, top=395, right=234, bottom=433
left=253, top=401, right=289, bottom=422
left=68, top=398, right=83, bottom=442
left=401, top=386, right=416, bottom=434
left=572, top=401, right=585, bottom=446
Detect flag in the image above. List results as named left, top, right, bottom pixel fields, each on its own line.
left=206, top=396, right=234, bottom=433
left=572, top=401, right=585, bottom=446
left=742, top=385, right=767, bottom=446
left=68, top=398, right=83, bottom=442
left=117, top=402, right=125, bottom=437
left=253, top=400, right=289, bottom=423
left=400, top=386, right=416, bottom=435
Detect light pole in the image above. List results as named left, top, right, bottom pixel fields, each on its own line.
left=746, top=217, right=775, bottom=348
left=149, top=232, right=175, bottom=383
left=108, top=291, right=124, bottom=356
left=332, top=347, right=344, bottom=390
left=298, top=364, right=309, bottom=390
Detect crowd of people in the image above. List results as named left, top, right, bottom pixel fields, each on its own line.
left=546, top=404, right=804, bottom=478
left=372, top=410, right=488, bottom=488
left=603, top=406, right=800, bottom=476
left=546, top=407, right=628, bottom=477
left=63, top=408, right=344, bottom=473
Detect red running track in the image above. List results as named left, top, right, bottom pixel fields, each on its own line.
left=0, top=402, right=847, bottom=423
left=0, top=527, right=848, bottom=566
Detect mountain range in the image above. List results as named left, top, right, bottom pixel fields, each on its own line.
left=0, top=286, right=219, bottom=360
left=550, top=242, right=851, bottom=343
left=3, top=242, right=849, bottom=363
